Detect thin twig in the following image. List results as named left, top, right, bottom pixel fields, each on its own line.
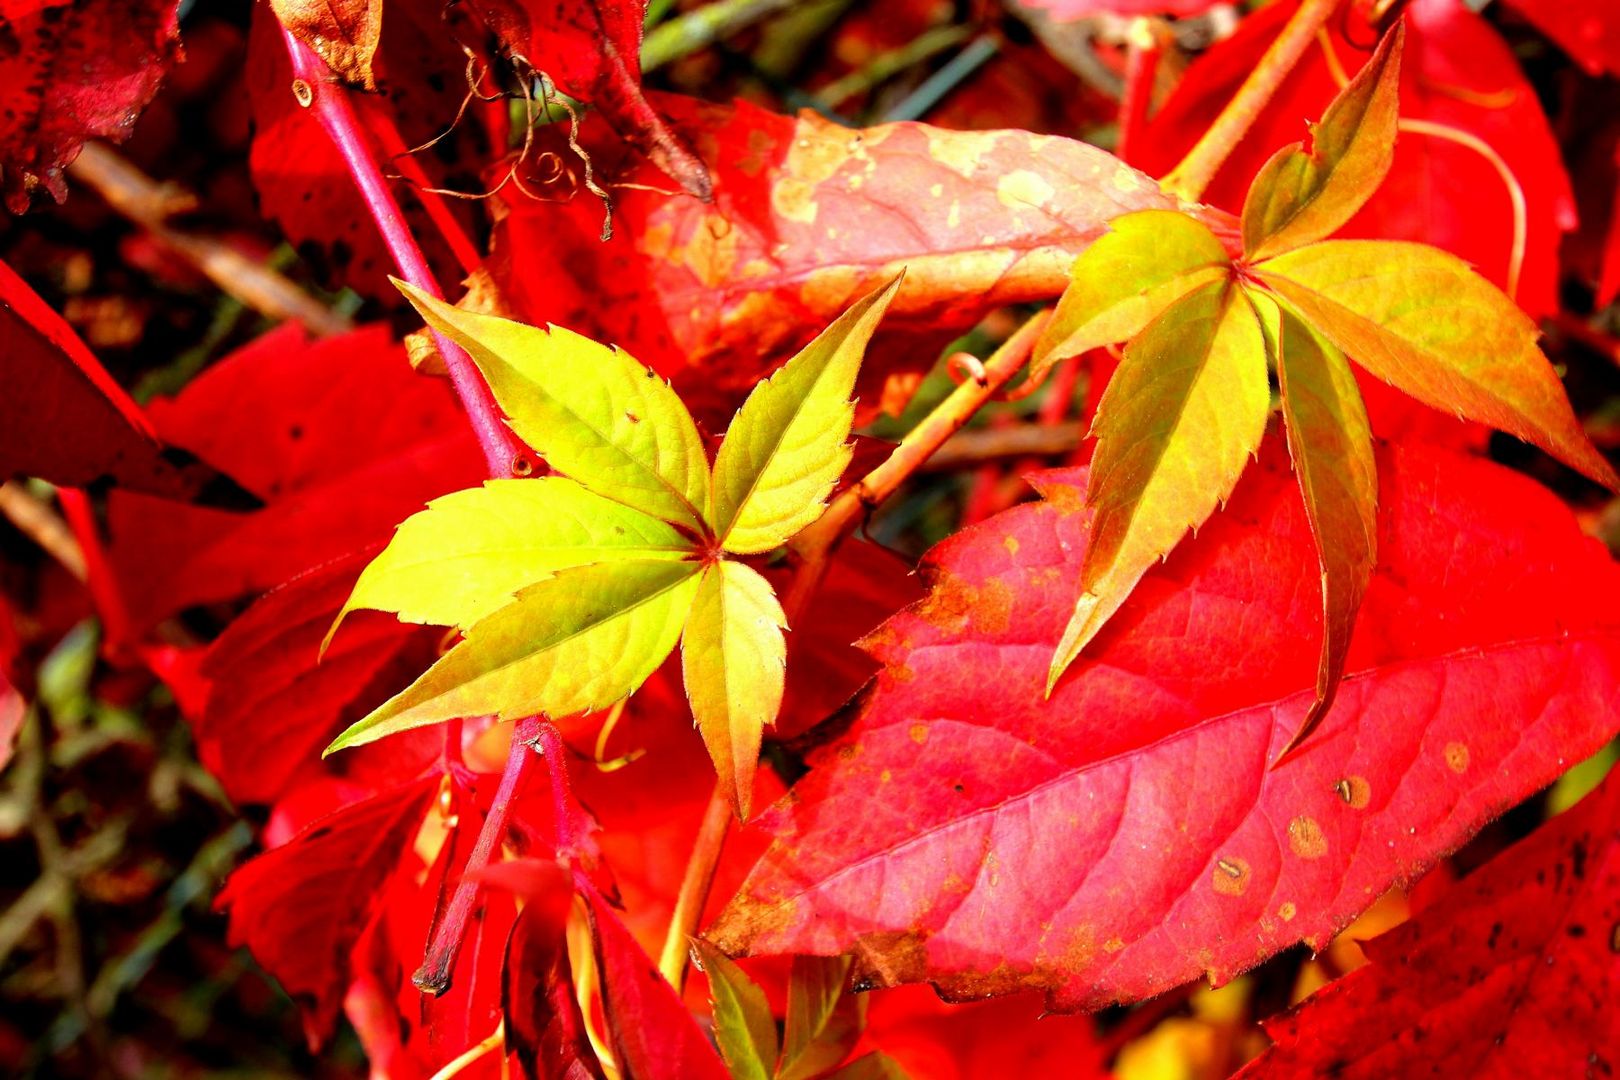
left=1117, top=18, right=1169, bottom=165
left=657, top=786, right=733, bottom=991
left=0, top=482, right=87, bottom=581
left=641, top=0, right=799, bottom=72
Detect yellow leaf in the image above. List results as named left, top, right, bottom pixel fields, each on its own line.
left=1031, top=209, right=1231, bottom=382
left=325, top=559, right=701, bottom=753
left=709, top=274, right=903, bottom=554
left=1257, top=241, right=1620, bottom=490
left=327, top=477, right=694, bottom=649
left=1049, top=279, right=1270, bottom=692
left=394, top=279, right=712, bottom=532
left=1242, top=24, right=1404, bottom=261
left=680, top=561, right=786, bottom=819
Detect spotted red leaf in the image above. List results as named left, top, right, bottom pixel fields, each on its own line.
left=1240, top=767, right=1620, bottom=1077
left=709, top=443, right=1620, bottom=1010
left=0, top=0, right=179, bottom=212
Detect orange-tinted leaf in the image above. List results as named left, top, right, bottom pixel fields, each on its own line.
left=1258, top=240, right=1619, bottom=489
left=710, top=444, right=1620, bottom=1009
left=270, top=0, right=381, bottom=87
left=1241, top=25, right=1404, bottom=261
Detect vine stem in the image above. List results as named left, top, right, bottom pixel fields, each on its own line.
left=1116, top=18, right=1168, bottom=166
left=279, top=29, right=527, bottom=479
left=1159, top=0, right=1345, bottom=201
left=656, top=311, right=1052, bottom=993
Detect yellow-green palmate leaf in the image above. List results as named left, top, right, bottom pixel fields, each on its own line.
left=1256, top=241, right=1620, bottom=490
left=394, top=279, right=712, bottom=533
left=680, top=561, right=786, bottom=819
left=1252, top=289, right=1378, bottom=762
left=689, top=939, right=777, bottom=1080
left=1241, top=23, right=1404, bottom=261
left=325, top=559, right=701, bottom=754
left=327, top=477, right=694, bottom=648
left=709, top=274, right=903, bottom=554
left=1049, top=277, right=1270, bottom=693
left=1029, top=209, right=1231, bottom=382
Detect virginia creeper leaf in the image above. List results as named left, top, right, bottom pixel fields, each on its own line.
left=1257, top=240, right=1620, bottom=489
left=711, top=275, right=902, bottom=553
left=710, top=444, right=1620, bottom=1010
left=825, top=1055, right=909, bottom=1080
left=691, top=939, right=778, bottom=1080
left=1500, top=0, right=1620, bottom=77
left=1241, top=767, right=1620, bottom=1077
left=327, top=559, right=701, bottom=752
left=1241, top=25, right=1404, bottom=261
left=1049, top=278, right=1270, bottom=691
left=780, top=955, right=862, bottom=1080
left=1030, top=209, right=1231, bottom=381
left=394, top=279, right=712, bottom=532
left=270, top=0, right=381, bottom=87
left=502, top=882, right=602, bottom=1080
left=333, top=477, right=693, bottom=644
left=681, top=561, right=787, bottom=820
left=1262, top=292, right=1378, bottom=761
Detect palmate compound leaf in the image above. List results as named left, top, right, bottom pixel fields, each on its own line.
left=1028, top=210, right=1231, bottom=383
left=394, top=279, right=712, bottom=534
left=325, top=559, right=700, bottom=753
left=326, top=476, right=694, bottom=648
left=710, top=274, right=903, bottom=554
left=1254, top=292, right=1378, bottom=762
left=708, top=443, right=1620, bottom=1010
left=1240, top=24, right=1404, bottom=262
left=1047, top=277, right=1270, bottom=693
left=681, top=561, right=787, bottom=820
left=690, top=939, right=778, bottom=1080
left=1256, top=241, right=1620, bottom=491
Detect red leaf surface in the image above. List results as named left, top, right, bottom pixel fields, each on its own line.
left=709, top=442, right=1620, bottom=1009
left=1501, top=0, right=1620, bottom=77
left=0, top=257, right=218, bottom=498
left=0, top=0, right=179, bottom=212
left=502, top=876, right=602, bottom=1080
left=1241, top=767, right=1620, bottom=1077
left=195, top=552, right=439, bottom=806
left=1138, top=0, right=1576, bottom=318
left=219, top=776, right=438, bottom=1048
left=106, top=323, right=484, bottom=629
left=1021, top=0, right=1222, bottom=17
left=493, top=95, right=1233, bottom=421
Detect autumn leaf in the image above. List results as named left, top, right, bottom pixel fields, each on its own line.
left=502, top=876, right=602, bottom=1080
left=397, top=279, right=712, bottom=534
left=779, top=955, right=863, bottom=1080
left=269, top=0, right=380, bottom=87
left=711, top=273, right=903, bottom=553
left=326, top=559, right=701, bottom=753
left=1241, top=24, right=1404, bottom=261
left=709, top=444, right=1620, bottom=1009
left=1500, top=0, right=1620, bottom=77
left=1240, top=766, right=1620, bottom=1077
left=1257, top=240, right=1620, bottom=489
left=692, top=939, right=778, bottom=1080
left=1049, top=278, right=1270, bottom=691
left=1030, top=209, right=1231, bottom=381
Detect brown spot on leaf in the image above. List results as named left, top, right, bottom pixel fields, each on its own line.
left=909, top=723, right=929, bottom=745
left=1213, top=857, right=1250, bottom=896
left=974, top=578, right=1013, bottom=634
left=1335, top=775, right=1372, bottom=809
left=1445, top=742, right=1470, bottom=774
left=1279, top=901, right=1297, bottom=922
left=1288, top=816, right=1328, bottom=859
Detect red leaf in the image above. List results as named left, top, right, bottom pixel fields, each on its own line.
left=503, top=884, right=603, bottom=1080
left=195, top=551, right=439, bottom=806
left=709, top=442, right=1620, bottom=1010
left=1501, top=0, right=1620, bottom=77
left=0, top=257, right=219, bottom=498
left=219, top=776, right=438, bottom=1048
left=1241, top=768, right=1620, bottom=1077
left=0, top=594, right=21, bottom=774
left=1022, top=0, right=1222, bottom=17
left=0, top=0, right=179, bottom=212
left=858, top=985, right=1109, bottom=1080
left=1139, top=0, right=1576, bottom=318
left=492, top=95, right=1234, bottom=422
left=583, top=885, right=729, bottom=1080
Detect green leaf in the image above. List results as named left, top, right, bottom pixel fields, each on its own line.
left=1030, top=209, right=1231, bottom=382
left=1254, top=289, right=1378, bottom=761
left=825, top=1054, right=911, bottom=1080
left=394, top=279, right=712, bottom=532
left=779, top=955, right=861, bottom=1080
left=1241, top=24, right=1404, bottom=261
left=680, top=561, right=786, bottom=820
left=709, top=274, right=903, bottom=554
left=328, top=478, right=694, bottom=647
left=325, top=559, right=701, bottom=753
left=690, top=939, right=778, bottom=1080
left=1257, top=241, right=1620, bottom=490
left=1049, top=278, right=1270, bottom=692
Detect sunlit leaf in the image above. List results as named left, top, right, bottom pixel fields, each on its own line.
left=710, top=275, right=903, bottom=554
left=330, top=477, right=693, bottom=646
left=325, top=559, right=701, bottom=753
left=1241, top=25, right=1404, bottom=261
left=681, top=561, right=787, bottom=819
left=780, top=955, right=862, bottom=1080
left=1049, top=278, right=1270, bottom=691
left=690, top=939, right=777, bottom=1080
left=395, top=279, right=713, bottom=532
left=1031, top=209, right=1231, bottom=380
left=1257, top=240, right=1620, bottom=489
